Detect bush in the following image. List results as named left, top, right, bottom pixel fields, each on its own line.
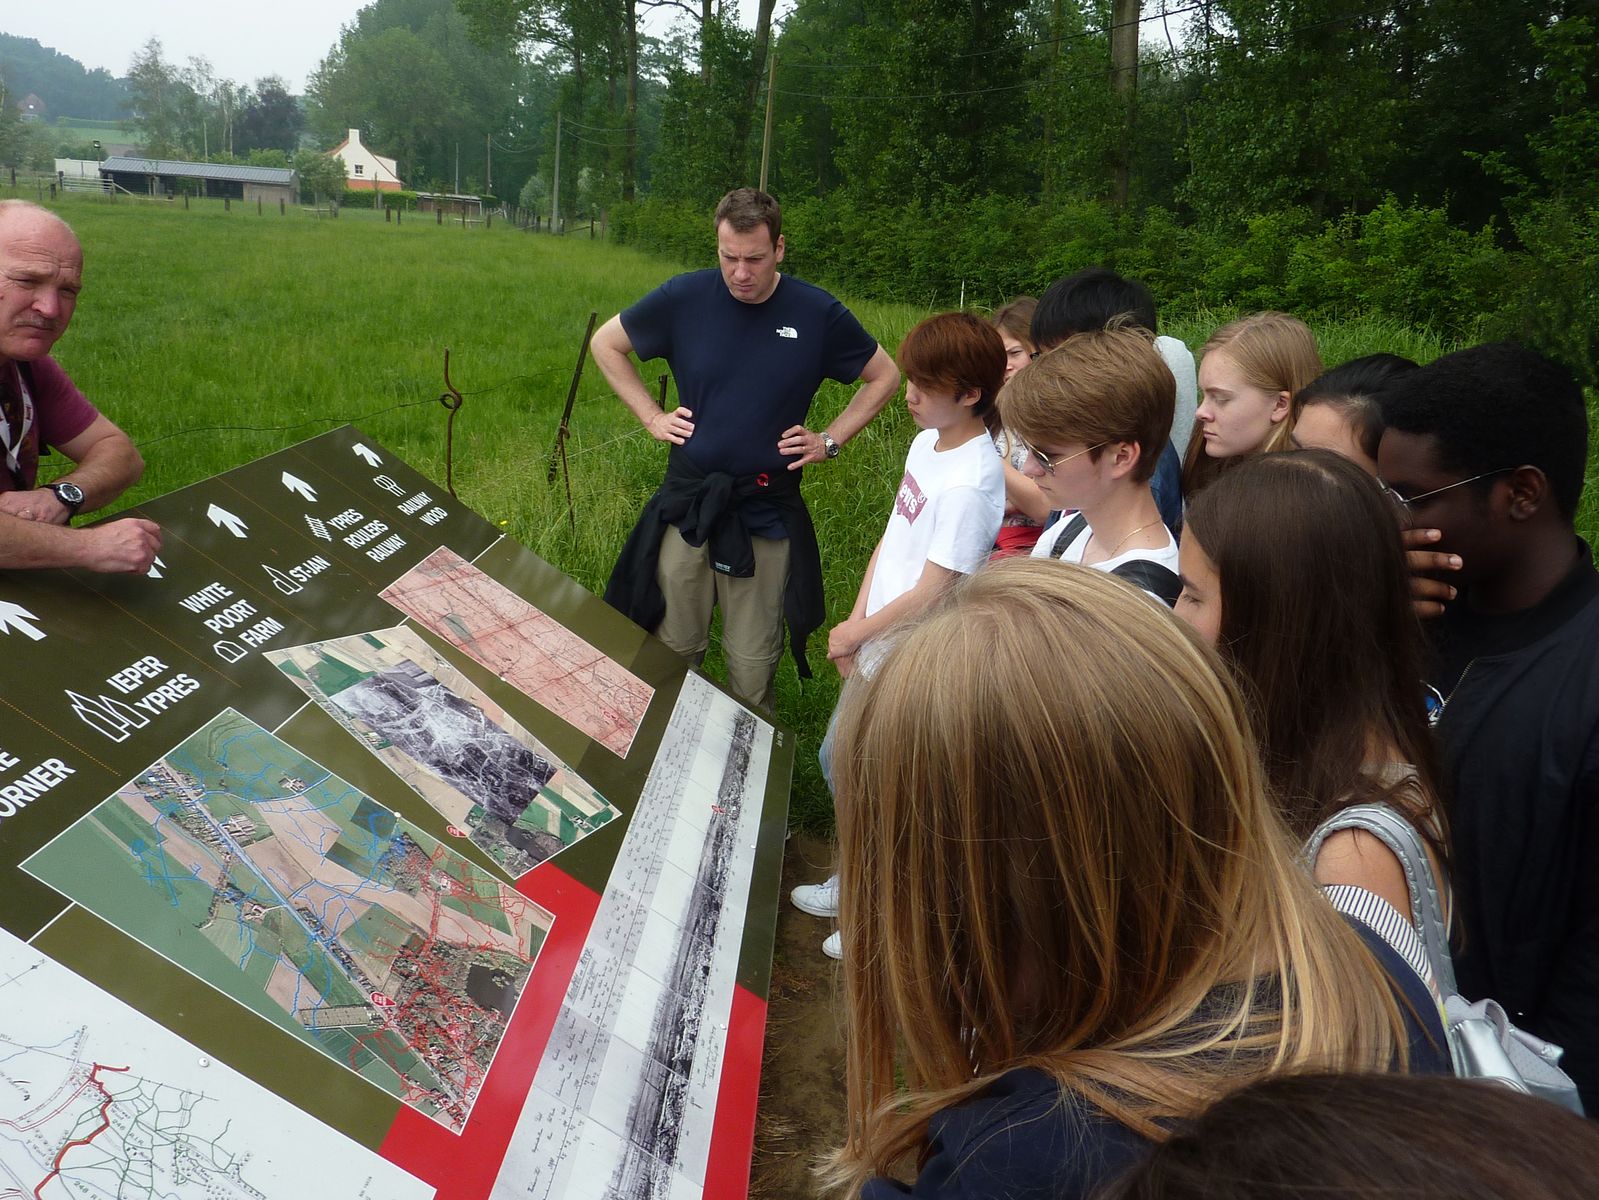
left=609, top=191, right=1535, bottom=346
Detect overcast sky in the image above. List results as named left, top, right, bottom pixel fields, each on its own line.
left=4, top=1, right=781, bottom=94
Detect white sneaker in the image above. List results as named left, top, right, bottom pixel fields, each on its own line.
left=822, top=930, right=842, bottom=960
left=790, top=874, right=839, bottom=919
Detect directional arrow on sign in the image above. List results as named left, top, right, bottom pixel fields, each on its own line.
left=207, top=503, right=249, bottom=538
left=146, top=555, right=167, bottom=580
left=353, top=444, right=382, bottom=467
left=0, top=601, right=45, bottom=641
left=281, top=472, right=318, bottom=502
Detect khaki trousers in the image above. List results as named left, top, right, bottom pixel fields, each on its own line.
left=655, top=525, right=790, bottom=711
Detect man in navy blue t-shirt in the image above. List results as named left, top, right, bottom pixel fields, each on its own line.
left=596, top=188, right=899, bottom=709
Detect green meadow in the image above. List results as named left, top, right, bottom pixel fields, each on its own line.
left=23, top=189, right=1466, bottom=829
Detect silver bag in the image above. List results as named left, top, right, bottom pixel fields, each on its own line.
left=1305, top=803, right=1584, bottom=1114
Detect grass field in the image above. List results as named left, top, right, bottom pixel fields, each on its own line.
left=12, top=187, right=1477, bottom=831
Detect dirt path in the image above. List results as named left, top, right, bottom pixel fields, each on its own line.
left=748, top=832, right=849, bottom=1199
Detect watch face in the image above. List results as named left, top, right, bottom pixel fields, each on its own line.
left=54, top=482, right=84, bottom=506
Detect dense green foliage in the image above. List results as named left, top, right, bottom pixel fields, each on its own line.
left=124, top=41, right=303, bottom=160
left=0, top=33, right=128, bottom=120
left=308, top=0, right=526, bottom=197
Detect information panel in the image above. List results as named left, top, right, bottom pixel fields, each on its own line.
left=0, top=427, right=793, bottom=1200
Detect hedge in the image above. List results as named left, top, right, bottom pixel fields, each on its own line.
left=609, top=193, right=1599, bottom=387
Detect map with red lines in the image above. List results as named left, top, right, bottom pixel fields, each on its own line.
left=23, top=709, right=553, bottom=1134
left=0, top=927, right=432, bottom=1199
left=381, top=547, right=654, bottom=757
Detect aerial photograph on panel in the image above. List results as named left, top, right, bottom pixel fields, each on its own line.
left=23, top=709, right=553, bottom=1133
left=381, top=547, right=654, bottom=757
left=267, top=626, right=621, bottom=877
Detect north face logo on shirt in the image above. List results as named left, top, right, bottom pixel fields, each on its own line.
left=894, top=472, right=927, bottom=523
left=776, top=326, right=799, bottom=339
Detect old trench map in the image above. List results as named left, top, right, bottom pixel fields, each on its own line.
left=0, top=926, right=433, bottom=1200
left=267, top=627, right=620, bottom=878
left=22, top=709, right=553, bottom=1134
left=380, top=547, right=654, bottom=757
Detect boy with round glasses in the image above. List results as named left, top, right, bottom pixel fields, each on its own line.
left=999, top=327, right=1179, bottom=607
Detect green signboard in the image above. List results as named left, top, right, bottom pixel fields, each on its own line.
left=0, top=427, right=792, bottom=1200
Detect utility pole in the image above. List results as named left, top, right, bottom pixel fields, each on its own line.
left=486, top=132, right=492, bottom=196
left=455, top=142, right=460, bottom=194
left=550, top=111, right=562, bottom=235
left=758, top=50, right=777, bottom=193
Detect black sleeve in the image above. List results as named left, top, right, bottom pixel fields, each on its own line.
left=822, top=297, right=878, bottom=383
left=619, top=275, right=680, bottom=363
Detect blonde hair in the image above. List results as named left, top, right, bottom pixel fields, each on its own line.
left=997, top=326, right=1175, bottom=483
left=821, top=560, right=1413, bottom=1196
left=1183, top=311, right=1323, bottom=494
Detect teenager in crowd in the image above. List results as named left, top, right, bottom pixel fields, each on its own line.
left=1176, top=451, right=1447, bottom=935
left=988, top=297, right=1050, bottom=556
left=1104, top=1072, right=1599, bottom=1200
left=1182, top=311, right=1321, bottom=497
left=1288, top=352, right=1463, bottom=617
left=1291, top=353, right=1418, bottom=474
left=791, top=312, right=1006, bottom=957
left=998, top=327, right=1179, bottom=606
left=822, top=561, right=1447, bottom=1199
left=1029, top=269, right=1195, bottom=531
left=993, top=296, right=1036, bottom=382
left=1378, top=342, right=1599, bottom=1113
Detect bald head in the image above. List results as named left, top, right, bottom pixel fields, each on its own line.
left=0, top=200, right=83, bottom=365
left=0, top=200, right=77, bottom=243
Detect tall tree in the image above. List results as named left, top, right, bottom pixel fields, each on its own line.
left=1110, top=0, right=1140, bottom=207
left=0, top=71, right=27, bottom=168
left=126, top=39, right=190, bottom=157
left=1180, top=1, right=1408, bottom=223
left=236, top=77, right=304, bottom=154
left=310, top=0, right=520, bottom=191
left=827, top=0, right=1036, bottom=204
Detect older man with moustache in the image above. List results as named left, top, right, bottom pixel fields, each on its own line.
left=0, top=200, right=159, bottom=573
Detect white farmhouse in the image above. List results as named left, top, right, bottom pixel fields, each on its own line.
left=326, top=128, right=403, bottom=192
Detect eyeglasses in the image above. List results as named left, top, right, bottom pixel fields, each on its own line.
left=1028, top=441, right=1106, bottom=475
left=1378, top=467, right=1517, bottom=514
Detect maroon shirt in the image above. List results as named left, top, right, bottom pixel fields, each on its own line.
left=0, top=356, right=99, bottom=491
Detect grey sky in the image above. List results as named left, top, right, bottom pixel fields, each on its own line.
left=4, top=1, right=783, bottom=96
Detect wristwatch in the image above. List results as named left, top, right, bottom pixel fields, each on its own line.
left=48, top=481, right=84, bottom=515
left=821, top=432, right=841, bottom=459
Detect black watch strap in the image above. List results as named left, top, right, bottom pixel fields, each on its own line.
left=49, top=481, right=84, bottom=515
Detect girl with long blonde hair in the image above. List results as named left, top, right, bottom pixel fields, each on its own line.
left=1182, top=311, right=1322, bottom=497
left=823, top=560, right=1446, bottom=1199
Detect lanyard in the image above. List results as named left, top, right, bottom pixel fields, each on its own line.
left=0, top=364, right=34, bottom=485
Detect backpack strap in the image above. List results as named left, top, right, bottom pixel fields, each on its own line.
left=1109, top=559, right=1181, bottom=607
left=1303, top=803, right=1456, bottom=996
left=1045, top=514, right=1089, bottom=560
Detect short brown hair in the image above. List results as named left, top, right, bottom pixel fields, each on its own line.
left=996, top=327, right=1175, bottom=482
left=714, top=187, right=781, bottom=246
left=896, top=312, right=1007, bottom=423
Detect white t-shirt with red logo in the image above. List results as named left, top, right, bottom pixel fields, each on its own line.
left=858, top=428, right=1005, bottom=672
